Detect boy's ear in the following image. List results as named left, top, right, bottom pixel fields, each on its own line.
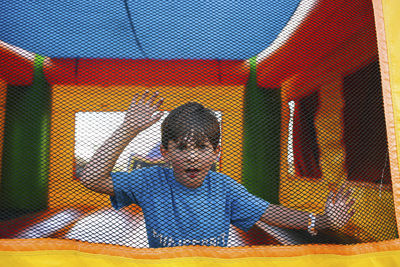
left=214, top=145, right=221, bottom=160
left=160, top=145, right=168, bottom=158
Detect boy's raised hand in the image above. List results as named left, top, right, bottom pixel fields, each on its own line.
left=80, top=91, right=163, bottom=196
left=122, top=91, right=164, bottom=135
left=324, top=186, right=356, bottom=230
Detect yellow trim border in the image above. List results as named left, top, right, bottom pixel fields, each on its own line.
left=3, top=242, right=400, bottom=266
left=1, top=250, right=400, bottom=267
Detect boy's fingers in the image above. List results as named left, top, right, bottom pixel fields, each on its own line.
left=147, top=92, right=160, bottom=106
left=343, top=209, right=355, bottom=223
left=349, top=209, right=356, bottom=218
left=148, top=98, right=164, bottom=114
left=326, top=191, right=335, bottom=209
left=347, top=198, right=356, bottom=208
left=335, top=185, right=346, bottom=202
left=153, top=98, right=164, bottom=109
left=138, top=90, right=149, bottom=105
left=327, top=191, right=334, bottom=200
left=343, top=189, right=352, bottom=200
left=129, top=93, right=139, bottom=108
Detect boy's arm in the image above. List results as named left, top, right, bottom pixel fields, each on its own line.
left=80, top=91, right=163, bottom=196
left=258, top=186, right=355, bottom=233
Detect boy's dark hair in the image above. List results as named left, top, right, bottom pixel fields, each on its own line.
left=161, top=102, right=220, bottom=150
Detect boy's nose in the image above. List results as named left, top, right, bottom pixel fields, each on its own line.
left=188, top=150, right=198, bottom=161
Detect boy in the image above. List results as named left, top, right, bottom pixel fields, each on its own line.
left=81, top=91, right=355, bottom=248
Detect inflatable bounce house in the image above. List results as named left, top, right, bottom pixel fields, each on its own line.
left=1, top=0, right=400, bottom=265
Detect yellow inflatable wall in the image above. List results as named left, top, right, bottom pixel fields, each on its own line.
left=49, top=85, right=245, bottom=209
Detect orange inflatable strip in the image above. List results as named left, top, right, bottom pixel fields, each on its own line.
left=1, top=239, right=400, bottom=259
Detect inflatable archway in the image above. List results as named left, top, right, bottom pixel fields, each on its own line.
left=1, top=0, right=400, bottom=265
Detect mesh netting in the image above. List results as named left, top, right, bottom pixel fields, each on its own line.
left=0, top=0, right=397, bottom=249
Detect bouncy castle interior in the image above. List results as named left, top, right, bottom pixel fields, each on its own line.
left=1, top=0, right=400, bottom=265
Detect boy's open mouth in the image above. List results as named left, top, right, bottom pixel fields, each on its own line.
left=185, top=167, right=200, bottom=177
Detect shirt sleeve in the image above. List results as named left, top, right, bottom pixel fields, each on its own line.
left=109, top=168, right=153, bottom=210
left=228, top=178, right=270, bottom=232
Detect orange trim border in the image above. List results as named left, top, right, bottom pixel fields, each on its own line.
left=2, top=239, right=400, bottom=259
left=372, top=0, right=400, bottom=233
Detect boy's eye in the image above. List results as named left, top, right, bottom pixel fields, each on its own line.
left=176, top=144, right=187, bottom=151
left=197, top=144, right=207, bottom=150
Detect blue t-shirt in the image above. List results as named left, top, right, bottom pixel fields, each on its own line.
left=110, top=166, right=269, bottom=248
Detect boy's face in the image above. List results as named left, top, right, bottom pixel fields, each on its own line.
left=161, top=135, right=220, bottom=189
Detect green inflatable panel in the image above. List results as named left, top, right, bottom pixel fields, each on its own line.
left=0, top=55, right=51, bottom=219
left=243, top=56, right=281, bottom=204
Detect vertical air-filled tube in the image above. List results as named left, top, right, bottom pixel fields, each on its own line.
left=0, top=55, right=51, bottom=219
left=243, top=56, right=281, bottom=204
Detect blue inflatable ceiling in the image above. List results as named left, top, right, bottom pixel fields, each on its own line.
left=0, top=0, right=301, bottom=60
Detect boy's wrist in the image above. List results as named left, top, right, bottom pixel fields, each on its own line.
left=116, top=124, right=140, bottom=141
left=315, top=213, right=331, bottom=231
